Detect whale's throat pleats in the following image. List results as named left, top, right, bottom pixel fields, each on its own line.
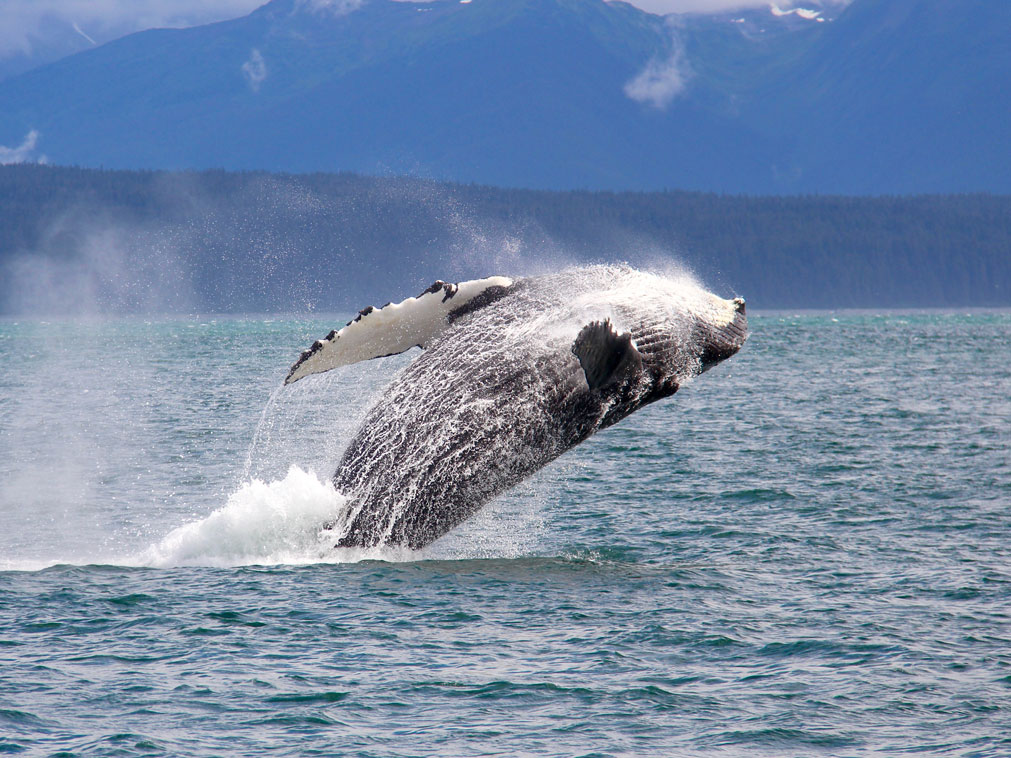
left=285, top=276, right=514, bottom=384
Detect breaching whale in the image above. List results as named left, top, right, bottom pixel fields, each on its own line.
left=285, top=266, right=747, bottom=550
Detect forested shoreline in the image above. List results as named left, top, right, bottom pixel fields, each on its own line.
left=2, top=164, right=1008, bottom=313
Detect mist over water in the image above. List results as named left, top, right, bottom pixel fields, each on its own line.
left=0, top=173, right=600, bottom=318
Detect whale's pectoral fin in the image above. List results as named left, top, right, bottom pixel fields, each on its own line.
left=572, top=319, right=643, bottom=391
left=285, top=275, right=514, bottom=384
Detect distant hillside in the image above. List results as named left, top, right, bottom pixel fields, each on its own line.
left=1, top=164, right=1008, bottom=314
left=0, top=0, right=1007, bottom=193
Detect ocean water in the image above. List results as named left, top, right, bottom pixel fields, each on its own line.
left=0, top=310, right=1009, bottom=756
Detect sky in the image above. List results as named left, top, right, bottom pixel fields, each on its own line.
left=0, top=0, right=847, bottom=60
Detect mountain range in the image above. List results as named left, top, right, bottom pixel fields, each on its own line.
left=0, top=0, right=1007, bottom=193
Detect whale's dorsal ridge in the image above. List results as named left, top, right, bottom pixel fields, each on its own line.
left=572, top=319, right=643, bottom=391
left=285, top=275, right=514, bottom=384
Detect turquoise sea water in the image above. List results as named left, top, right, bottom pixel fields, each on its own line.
left=1, top=311, right=1009, bottom=756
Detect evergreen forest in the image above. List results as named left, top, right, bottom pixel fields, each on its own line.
left=2, top=165, right=1008, bottom=314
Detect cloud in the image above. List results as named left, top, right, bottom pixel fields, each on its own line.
left=242, top=48, right=267, bottom=92
left=0, top=129, right=44, bottom=164
left=624, top=36, right=691, bottom=108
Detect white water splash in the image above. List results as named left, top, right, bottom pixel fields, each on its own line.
left=136, top=467, right=346, bottom=567
left=129, top=465, right=549, bottom=568
left=134, top=466, right=437, bottom=567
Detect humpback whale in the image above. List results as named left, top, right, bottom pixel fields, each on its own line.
left=285, top=266, right=747, bottom=549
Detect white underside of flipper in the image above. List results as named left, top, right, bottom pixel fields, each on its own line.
left=285, top=276, right=514, bottom=384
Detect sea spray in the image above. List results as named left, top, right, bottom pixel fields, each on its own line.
left=138, top=466, right=349, bottom=567
left=241, top=350, right=415, bottom=485
left=242, top=383, right=287, bottom=481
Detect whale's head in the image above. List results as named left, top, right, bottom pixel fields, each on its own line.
left=569, top=272, right=748, bottom=410
left=640, top=288, right=748, bottom=400
left=696, top=295, right=748, bottom=372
